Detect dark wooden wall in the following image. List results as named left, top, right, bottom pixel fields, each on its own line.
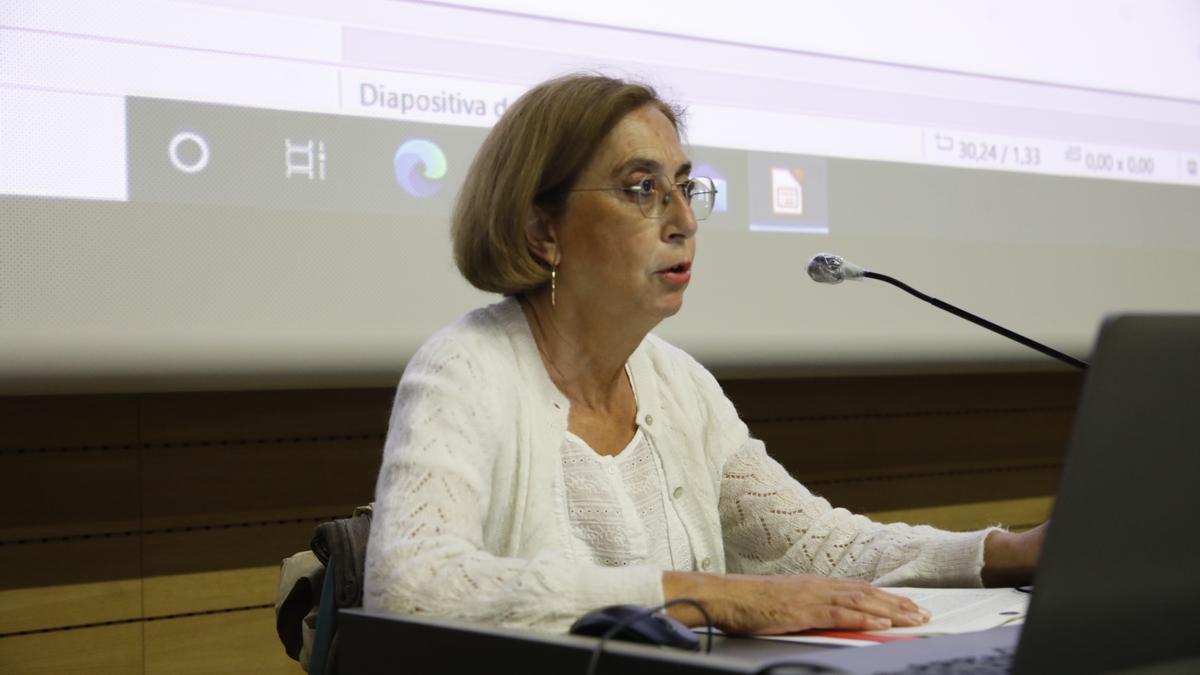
left=0, top=371, right=1079, bottom=673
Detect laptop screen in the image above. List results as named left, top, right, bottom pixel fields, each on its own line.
left=1014, top=314, right=1200, bottom=674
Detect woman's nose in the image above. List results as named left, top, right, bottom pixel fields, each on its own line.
left=663, top=189, right=699, bottom=239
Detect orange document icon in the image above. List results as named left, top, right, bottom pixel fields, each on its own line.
left=771, top=167, right=804, bottom=215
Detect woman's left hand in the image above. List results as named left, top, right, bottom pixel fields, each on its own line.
left=981, top=521, right=1048, bottom=587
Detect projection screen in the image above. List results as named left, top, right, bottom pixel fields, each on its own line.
left=2, top=0, right=1199, bottom=393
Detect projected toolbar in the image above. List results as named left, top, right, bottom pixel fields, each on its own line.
left=4, top=4, right=1200, bottom=202
left=923, top=129, right=1186, bottom=184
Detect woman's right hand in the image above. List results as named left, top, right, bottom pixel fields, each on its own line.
left=662, top=571, right=930, bottom=635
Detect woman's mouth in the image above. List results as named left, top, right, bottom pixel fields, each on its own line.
left=657, top=261, right=692, bottom=285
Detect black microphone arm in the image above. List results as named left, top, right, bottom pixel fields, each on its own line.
left=806, top=254, right=1088, bottom=370
left=862, top=269, right=1089, bottom=370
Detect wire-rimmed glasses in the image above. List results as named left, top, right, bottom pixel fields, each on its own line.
left=570, top=176, right=717, bottom=220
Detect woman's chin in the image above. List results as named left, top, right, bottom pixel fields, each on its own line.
left=655, top=293, right=686, bottom=319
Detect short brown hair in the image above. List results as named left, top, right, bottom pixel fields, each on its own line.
left=452, top=74, right=683, bottom=295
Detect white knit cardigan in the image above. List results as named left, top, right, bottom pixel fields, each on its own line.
left=363, top=298, right=996, bottom=632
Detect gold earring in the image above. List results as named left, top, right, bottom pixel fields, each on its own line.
left=551, top=262, right=557, bottom=307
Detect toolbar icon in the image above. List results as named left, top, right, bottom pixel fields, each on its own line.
left=168, top=131, right=210, bottom=174
left=771, top=167, right=804, bottom=216
left=285, top=138, right=327, bottom=180
left=394, top=139, right=447, bottom=198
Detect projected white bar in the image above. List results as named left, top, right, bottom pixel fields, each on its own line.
left=432, top=0, right=1200, bottom=103
left=0, top=28, right=339, bottom=115
left=8, top=1, right=340, bottom=62
left=3, top=0, right=1199, bottom=201
left=0, top=88, right=127, bottom=201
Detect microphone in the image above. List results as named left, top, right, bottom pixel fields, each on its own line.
left=807, top=253, right=865, bottom=284
left=807, top=253, right=1088, bottom=370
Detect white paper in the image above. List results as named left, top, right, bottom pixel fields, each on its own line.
left=750, top=587, right=1029, bottom=647
left=882, top=587, right=1029, bottom=636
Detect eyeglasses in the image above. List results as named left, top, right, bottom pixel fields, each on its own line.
left=570, top=176, right=717, bottom=220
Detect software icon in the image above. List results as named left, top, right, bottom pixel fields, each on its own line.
left=394, top=139, right=447, bottom=197
left=771, top=167, right=804, bottom=215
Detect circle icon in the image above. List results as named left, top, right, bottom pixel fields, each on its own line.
left=169, top=131, right=210, bottom=174
left=393, top=139, right=447, bottom=197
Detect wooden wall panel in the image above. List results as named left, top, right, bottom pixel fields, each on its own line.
left=727, top=372, right=1079, bottom=516
left=142, top=521, right=321, bottom=616
left=752, top=410, right=1072, bottom=473
left=0, top=577, right=141, bottom=637
left=0, top=537, right=141, bottom=634
left=143, top=521, right=321, bottom=580
left=143, top=608, right=299, bottom=675
left=724, top=372, right=1083, bottom=419
left=0, top=394, right=139, bottom=451
left=0, top=447, right=140, bottom=540
left=138, top=389, right=393, bottom=443
left=0, top=623, right=143, bottom=675
left=0, top=372, right=1080, bottom=673
left=143, top=566, right=280, bottom=620
left=867, top=496, right=1054, bottom=533
left=813, top=466, right=1062, bottom=514
left=139, top=439, right=380, bottom=529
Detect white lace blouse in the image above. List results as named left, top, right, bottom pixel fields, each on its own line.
left=364, top=298, right=998, bottom=633
left=561, top=428, right=695, bottom=572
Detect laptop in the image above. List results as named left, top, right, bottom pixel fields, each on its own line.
left=771, top=314, right=1200, bottom=675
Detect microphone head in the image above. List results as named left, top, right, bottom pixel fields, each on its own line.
left=807, top=253, right=865, bottom=284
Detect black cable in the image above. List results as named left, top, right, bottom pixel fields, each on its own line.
left=583, top=598, right=714, bottom=675
left=862, top=271, right=1089, bottom=370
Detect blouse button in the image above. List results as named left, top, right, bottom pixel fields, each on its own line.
left=643, top=414, right=654, bottom=426
left=672, top=486, right=684, bottom=499
left=701, top=557, right=712, bottom=570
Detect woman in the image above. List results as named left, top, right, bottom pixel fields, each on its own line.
left=363, top=74, right=1043, bottom=634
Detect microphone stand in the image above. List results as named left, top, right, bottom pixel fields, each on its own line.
left=863, top=271, right=1089, bottom=370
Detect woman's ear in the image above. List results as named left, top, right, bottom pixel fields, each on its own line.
left=524, top=207, right=559, bottom=267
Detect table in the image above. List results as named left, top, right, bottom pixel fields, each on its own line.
left=338, top=608, right=834, bottom=675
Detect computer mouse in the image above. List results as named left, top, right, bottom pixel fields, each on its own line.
left=569, top=604, right=701, bottom=651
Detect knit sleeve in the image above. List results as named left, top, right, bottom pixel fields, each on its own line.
left=362, top=332, right=663, bottom=633
left=719, top=440, right=999, bottom=587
